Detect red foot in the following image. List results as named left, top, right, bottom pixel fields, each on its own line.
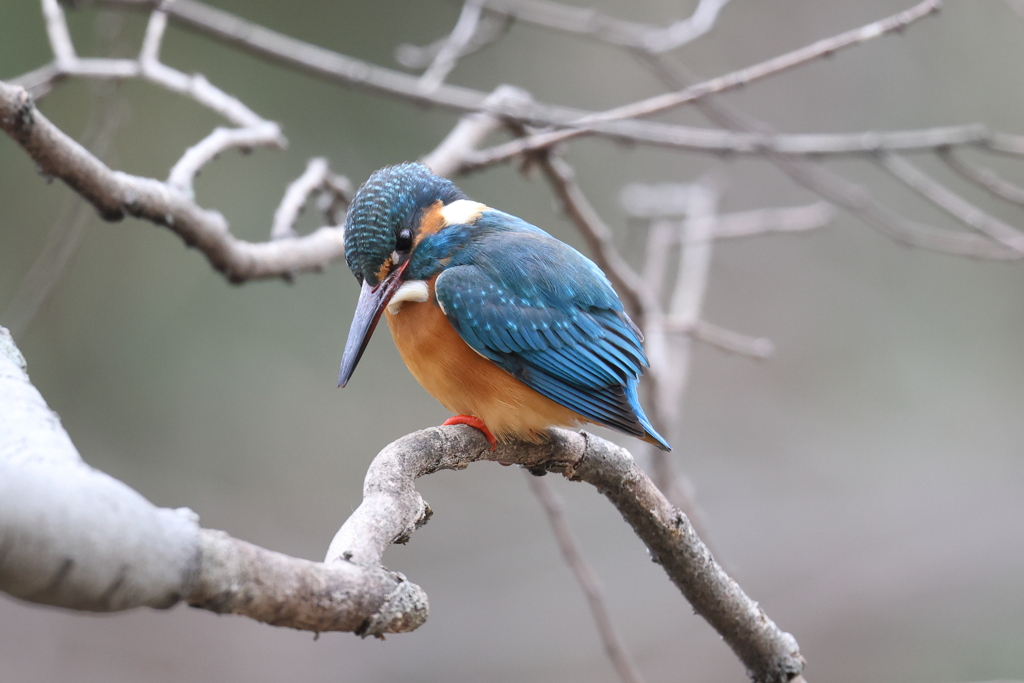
left=442, top=415, right=497, bottom=451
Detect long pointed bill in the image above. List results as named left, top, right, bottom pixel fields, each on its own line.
left=338, top=263, right=408, bottom=387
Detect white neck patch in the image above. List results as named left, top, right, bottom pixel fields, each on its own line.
left=440, top=199, right=488, bottom=227
left=387, top=280, right=430, bottom=314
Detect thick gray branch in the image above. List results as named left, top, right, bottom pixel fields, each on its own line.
left=0, top=327, right=425, bottom=636
left=326, top=426, right=804, bottom=683
left=0, top=336, right=199, bottom=611
left=189, top=529, right=426, bottom=636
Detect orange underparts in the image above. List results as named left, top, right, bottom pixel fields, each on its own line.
left=443, top=414, right=497, bottom=451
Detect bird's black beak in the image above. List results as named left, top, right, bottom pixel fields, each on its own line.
left=338, top=261, right=409, bottom=387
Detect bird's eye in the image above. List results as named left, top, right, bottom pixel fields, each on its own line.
left=396, top=228, right=413, bottom=253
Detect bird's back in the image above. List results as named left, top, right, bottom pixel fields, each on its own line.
left=432, top=210, right=670, bottom=450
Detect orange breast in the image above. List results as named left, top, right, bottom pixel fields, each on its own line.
left=384, top=276, right=586, bottom=442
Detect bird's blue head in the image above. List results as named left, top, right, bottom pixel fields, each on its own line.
left=339, top=162, right=467, bottom=387
left=344, top=162, right=465, bottom=287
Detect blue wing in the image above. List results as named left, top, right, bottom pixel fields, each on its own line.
left=434, top=213, right=670, bottom=450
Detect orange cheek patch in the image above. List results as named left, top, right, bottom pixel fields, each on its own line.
left=413, top=200, right=447, bottom=246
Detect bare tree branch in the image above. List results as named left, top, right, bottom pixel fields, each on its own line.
left=421, top=84, right=533, bottom=178
left=0, top=80, right=344, bottom=283
left=2, top=317, right=803, bottom=675
left=41, top=0, right=76, bottom=68
left=137, top=2, right=170, bottom=65
left=396, top=12, right=511, bottom=69
left=660, top=180, right=719, bottom=421
left=709, top=203, right=835, bottom=240
left=325, top=424, right=804, bottom=683
left=27, top=2, right=270, bottom=130
left=168, top=123, right=286, bottom=195
left=641, top=219, right=676, bottom=300
left=271, top=157, right=334, bottom=241
left=673, top=319, right=775, bottom=359
left=939, top=148, right=1024, bottom=209
left=632, top=52, right=1024, bottom=261
left=526, top=474, right=646, bottom=683
left=460, top=0, right=942, bottom=170
left=0, top=327, right=426, bottom=636
left=188, top=529, right=426, bottom=636
left=877, top=153, right=1024, bottom=253
left=418, top=0, right=485, bottom=93
left=61, top=0, right=1002, bottom=167
left=419, top=0, right=732, bottom=54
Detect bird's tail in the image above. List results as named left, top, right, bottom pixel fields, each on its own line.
left=626, top=379, right=672, bottom=451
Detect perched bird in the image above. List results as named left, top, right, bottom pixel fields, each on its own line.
left=339, top=162, right=671, bottom=452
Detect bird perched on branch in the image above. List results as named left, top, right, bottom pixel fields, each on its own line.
left=338, top=162, right=670, bottom=452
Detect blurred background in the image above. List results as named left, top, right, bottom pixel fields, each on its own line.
left=3, top=1, right=1024, bottom=681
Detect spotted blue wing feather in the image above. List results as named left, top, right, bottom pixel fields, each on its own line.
left=434, top=213, right=670, bottom=450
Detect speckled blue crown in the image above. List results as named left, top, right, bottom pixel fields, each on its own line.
left=345, top=162, right=465, bottom=284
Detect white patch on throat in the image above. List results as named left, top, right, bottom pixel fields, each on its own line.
left=387, top=280, right=430, bottom=314
left=440, top=199, right=488, bottom=227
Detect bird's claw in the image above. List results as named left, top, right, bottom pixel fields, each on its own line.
left=442, top=414, right=498, bottom=451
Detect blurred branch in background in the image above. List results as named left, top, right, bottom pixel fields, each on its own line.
left=6, top=0, right=1024, bottom=681
left=526, top=472, right=647, bottom=683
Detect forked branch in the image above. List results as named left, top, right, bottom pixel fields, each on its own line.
left=0, top=80, right=345, bottom=283
left=326, top=425, right=804, bottom=683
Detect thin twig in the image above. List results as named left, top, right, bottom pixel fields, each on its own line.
left=641, top=219, right=676, bottom=299
left=670, top=319, right=775, bottom=359
left=526, top=474, right=646, bottom=683
left=662, top=181, right=719, bottom=422
left=271, top=158, right=331, bottom=240
left=877, top=152, right=1024, bottom=253
left=138, top=4, right=169, bottom=65
left=461, top=0, right=942, bottom=170
left=422, top=84, right=533, bottom=178
left=710, top=203, right=834, bottom=240
left=633, top=50, right=1024, bottom=261
left=41, top=0, right=76, bottom=67
left=939, top=148, right=1024, bottom=208
left=65, top=0, right=1003, bottom=166
left=439, top=0, right=731, bottom=54
left=418, top=0, right=485, bottom=93
left=396, top=12, right=510, bottom=69
left=168, top=123, right=285, bottom=194
left=316, top=172, right=353, bottom=226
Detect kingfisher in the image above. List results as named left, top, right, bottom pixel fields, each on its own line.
left=338, top=162, right=671, bottom=452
